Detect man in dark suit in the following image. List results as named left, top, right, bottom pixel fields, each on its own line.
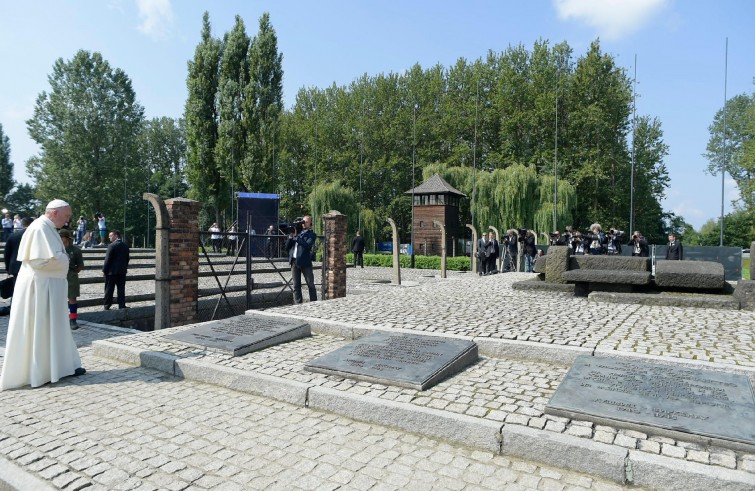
left=102, top=230, right=130, bottom=310
left=484, top=231, right=499, bottom=275
left=351, top=231, right=365, bottom=268
left=286, top=216, right=317, bottom=303
left=1, top=217, right=33, bottom=316
left=477, top=232, right=488, bottom=276
left=665, top=233, right=683, bottom=260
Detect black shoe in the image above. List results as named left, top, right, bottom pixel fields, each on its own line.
left=74, top=367, right=86, bottom=376
left=0, top=306, right=9, bottom=316
left=70, top=319, right=79, bottom=330
left=104, top=305, right=111, bottom=310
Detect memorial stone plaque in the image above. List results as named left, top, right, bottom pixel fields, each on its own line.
left=165, top=314, right=310, bottom=356
left=546, top=355, right=755, bottom=447
left=305, top=332, right=478, bottom=390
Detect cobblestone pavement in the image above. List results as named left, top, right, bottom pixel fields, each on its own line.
left=0, top=320, right=641, bottom=490
left=2, top=264, right=754, bottom=489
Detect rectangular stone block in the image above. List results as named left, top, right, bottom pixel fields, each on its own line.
left=305, top=331, right=477, bottom=390
left=165, top=313, right=310, bottom=356
left=545, top=246, right=570, bottom=284
left=546, top=356, right=755, bottom=449
left=569, top=255, right=650, bottom=271
left=503, top=424, right=627, bottom=484
left=654, top=260, right=724, bottom=290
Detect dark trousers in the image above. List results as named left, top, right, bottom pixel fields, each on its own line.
left=353, top=251, right=364, bottom=267
left=291, top=264, right=317, bottom=303
left=104, top=274, right=127, bottom=308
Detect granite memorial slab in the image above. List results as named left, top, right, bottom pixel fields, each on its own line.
left=546, top=355, right=755, bottom=448
left=165, top=314, right=310, bottom=356
left=305, top=332, right=478, bottom=390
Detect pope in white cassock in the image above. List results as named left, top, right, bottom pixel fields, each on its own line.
left=0, top=199, right=86, bottom=390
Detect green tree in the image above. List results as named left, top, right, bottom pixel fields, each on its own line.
left=3, top=184, right=40, bottom=218
left=242, top=12, right=284, bottom=194
left=141, top=117, right=187, bottom=199
left=185, top=12, right=222, bottom=224
left=628, top=116, right=670, bottom=242
left=698, top=209, right=753, bottom=249
left=565, top=40, right=632, bottom=227
left=216, top=15, right=249, bottom=219
left=26, top=50, right=145, bottom=233
left=705, top=92, right=755, bottom=211
left=0, top=122, right=14, bottom=203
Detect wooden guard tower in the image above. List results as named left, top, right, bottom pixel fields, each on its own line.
left=405, top=173, right=466, bottom=256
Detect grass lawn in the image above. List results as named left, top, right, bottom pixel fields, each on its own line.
left=745, top=258, right=751, bottom=280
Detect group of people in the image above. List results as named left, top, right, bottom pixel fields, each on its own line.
left=546, top=224, right=683, bottom=260
left=477, top=228, right=541, bottom=275
left=475, top=223, right=685, bottom=276
left=2, top=213, right=24, bottom=242
left=1, top=200, right=133, bottom=390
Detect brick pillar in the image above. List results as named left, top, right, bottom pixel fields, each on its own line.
left=322, top=211, right=347, bottom=300
left=165, top=198, right=201, bottom=326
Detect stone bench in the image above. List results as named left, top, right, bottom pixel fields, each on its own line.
left=562, top=270, right=652, bottom=297
left=654, top=260, right=725, bottom=291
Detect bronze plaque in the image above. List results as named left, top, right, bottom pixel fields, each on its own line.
left=547, top=356, right=755, bottom=446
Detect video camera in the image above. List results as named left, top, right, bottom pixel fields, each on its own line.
left=283, top=217, right=305, bottom=235
left=607, top=228, right=625, bottom=239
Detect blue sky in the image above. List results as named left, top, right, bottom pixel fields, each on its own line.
left=1, top=0, right=752, bottom=229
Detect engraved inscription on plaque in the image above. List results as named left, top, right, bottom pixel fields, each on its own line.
left=305, top=332, right=478, bottom=390
left=546, top=356, right=755, bottom=446
left=165, top=314, right=310, bottom=356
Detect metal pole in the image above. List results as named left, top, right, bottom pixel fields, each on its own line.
left=471, top=80, right=479, bottom=271
left=359, top=99, right=364, bottom=232
left=630, top=54, right=637, bottom=235
left=720, top=38, right=728, bottom=247
left=411, top=102, right=417, bottom=267
left=553, top=64, right=558, bottom=232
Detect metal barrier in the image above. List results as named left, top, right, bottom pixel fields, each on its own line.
left=196, top=231, right=323, bottom=322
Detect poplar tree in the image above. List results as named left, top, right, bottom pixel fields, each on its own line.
left=216, top=15, right=249, bottom=211
left=242, top=12, right=284, bottom=194
left=185, top=12, right=222, bottom=223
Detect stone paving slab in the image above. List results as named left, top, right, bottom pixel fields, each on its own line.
left=0, top=322, right=649, bottom=491
left=3, top=267, right=755, bottom=490
left=92, top=316, right=755, bottom=488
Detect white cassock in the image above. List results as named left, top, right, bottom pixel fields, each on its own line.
left=0, top=215, right=82, bottom=389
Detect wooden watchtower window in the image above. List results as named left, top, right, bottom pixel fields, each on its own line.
left=405, top=173, right=467, bottom=256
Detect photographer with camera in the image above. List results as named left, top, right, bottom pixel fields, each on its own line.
left=286, top=215, right=318, bottom=303
left=630, top=231, right=649, bottom=257
left=570, top=231, right=586, bottom=255
left=501, top=229, right=518, bottom=272
left=583, top=223, right=606, bottom=255
left=605, top=227, right=624, bottom=255
left=522, top=229, right=537, bottom=272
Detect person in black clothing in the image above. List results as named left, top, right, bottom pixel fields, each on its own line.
left=102, top=230, right=130, bottom=310
left=630, top=231, right=649, bottom=257
left=0, top=217, right=33, bottom=316
left=483, top=231, right=499, bottom=275
left=523, top=230, right=537, bottom=272
left=476, top=232, right=488, bottom=275
left=503, top=229, right=519, bottom=272
left=351, top=231, right=366, bottom=268
left=665, top=233, right=683, bottom=260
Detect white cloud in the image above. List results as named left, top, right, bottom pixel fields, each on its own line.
left=135, top=0, right=174, bottom=40
left=553, top=0, right=669, bottom=40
